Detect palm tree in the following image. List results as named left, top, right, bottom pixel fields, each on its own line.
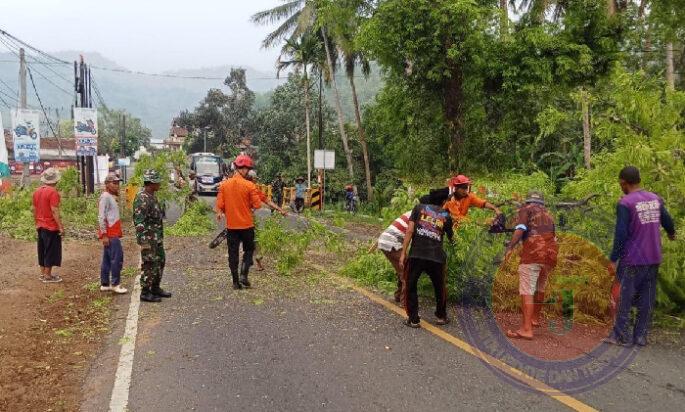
left=276, top=33, right=321, bottom=188
left=252, top=1, right=356, bottom=183
left=342, top=51, right=373, bottom=201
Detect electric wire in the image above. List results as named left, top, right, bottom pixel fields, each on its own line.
left=0, top=93, right=10, bottom=109
left=27, top=65, right=60, bottom=140
left=0, top=77, right=17, bottom=95
left=0, top=36, right=73, bottom=96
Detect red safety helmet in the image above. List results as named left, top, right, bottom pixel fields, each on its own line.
left=449, top=174, right=472, bottom=187
left=233, top=154, right=254, bottom=169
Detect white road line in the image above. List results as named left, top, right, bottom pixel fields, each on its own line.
left=108, top=273, right=142, bottom=412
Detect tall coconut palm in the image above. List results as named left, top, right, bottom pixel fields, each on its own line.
left=276, top=33, right=322, bottom=188
left=252, top=1, right=356, bottom=183
left=343, top=51, right=373, bottom=201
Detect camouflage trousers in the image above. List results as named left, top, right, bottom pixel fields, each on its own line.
left=140, top=242, right=165, bottom=291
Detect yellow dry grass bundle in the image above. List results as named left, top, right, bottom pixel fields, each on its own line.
left=493, top=233, right=613, bottom=324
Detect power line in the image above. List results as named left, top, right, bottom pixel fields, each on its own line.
left=0, top=77, right=17, bottom=95
left=90, top=74, right=108, bottom=109
left=27, top=65, right=60, bottom=142
left=0, top=28, right=70, bottom=65
left=0, top=94, right=10, bottom=109
left=0, top=36, right=73, bottom=96
left=26, top=62, right=73, bottom=96
left=0, top=88, right=18, bottom=103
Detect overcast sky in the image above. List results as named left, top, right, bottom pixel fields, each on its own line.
left=0, top=0, right=284, bottom=73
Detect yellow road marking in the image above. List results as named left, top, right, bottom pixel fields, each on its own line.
left=310, top=264, right=597, bottom=412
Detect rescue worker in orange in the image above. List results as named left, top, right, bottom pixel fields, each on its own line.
left=444, top=175, right=502, bottom=226
left=215, top=155, right=262, bottom=289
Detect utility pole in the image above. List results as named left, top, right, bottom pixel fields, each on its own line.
left=75, top=56, right=94, bottom=194
left=19, top=48, right=30, bottom=187
left=120, top=114, right=126, bottom=181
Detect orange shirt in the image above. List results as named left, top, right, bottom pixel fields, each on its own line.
left=256, top=188, right=268, bottom=203
left=216, top=174, right=262, bottom=229
left=444, top=192, right=487, bottom=222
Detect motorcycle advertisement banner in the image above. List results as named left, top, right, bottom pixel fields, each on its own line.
left=0, top=114, right=10, bottom=178
left=11, top=109, right=41, bottom=163
left=74, top=108, right=98, bottom=156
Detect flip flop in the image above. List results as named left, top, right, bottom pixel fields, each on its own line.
left=506, top=330, right=533, bottom=340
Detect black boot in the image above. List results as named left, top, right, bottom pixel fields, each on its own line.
left=239, top=262, right=251, bottom=288
left=151, top=287, right=172, bottom=298
left=231, top=271, right=242, bottom=290
left=140, top=288, right=162, bottom=303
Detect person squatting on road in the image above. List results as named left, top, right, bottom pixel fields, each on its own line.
left=215, top=155, right=262, bottom=289
left=133, top=170, right=172, bottom=303
left=98, top=173, right=127, bottom=294
left=400, top=189, right=454, bottom=328
left=372, top=210, right=412, bottom=307
left=504, top=191, right=558, bottom=340
left=246, top=169, right=288, bottom=271
left=34, top=168, right=64, bottom=284
left=444, top=175, right=501, bottom=227
left=606, top=166, right=676, bottom=347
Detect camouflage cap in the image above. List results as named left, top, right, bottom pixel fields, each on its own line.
left=143, top=169, right=161, bottom=184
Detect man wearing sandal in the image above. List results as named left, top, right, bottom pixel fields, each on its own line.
left=504, top=191, right=558, bottom=340
left=33, top=168, right=64, bottom=284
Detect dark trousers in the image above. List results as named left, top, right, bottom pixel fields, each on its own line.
left=100, top=237, right=124, bottom=286
left=272, top=193, right=283, bottom=208
left=295, top=197, right=304, bottom=213
left=227, top=228, right=255, bottom=281
left=612, top=264, right=659, bottom=343
left=37, top=228, right=62, bottom=267
left=405, top=257, right=447, bottom=323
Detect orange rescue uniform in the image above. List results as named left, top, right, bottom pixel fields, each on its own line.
left=444, top=192, right=487, bottom=224
left=216, top=174, right=262, bottom=229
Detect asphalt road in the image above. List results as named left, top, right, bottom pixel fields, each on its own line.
left=118, top=196, right=685, bottom=411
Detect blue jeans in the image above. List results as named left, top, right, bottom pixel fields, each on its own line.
left=611, top=264, right=659, bottom=343
left=101, top=237, right=124, bottom=286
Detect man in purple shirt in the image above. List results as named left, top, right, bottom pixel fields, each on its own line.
left=606, top=166, right=676, bottom=346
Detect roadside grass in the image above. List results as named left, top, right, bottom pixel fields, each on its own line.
left=257, top=216, right=346, bottom=276
left=122, top=266, right=138, bottom=278
left=166, top=201, right=215, bottom=237
left=48, top=289, right=65, bottom=304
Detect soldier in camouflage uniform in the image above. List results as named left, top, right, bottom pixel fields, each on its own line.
left=133, top=170, right=172, bottom=303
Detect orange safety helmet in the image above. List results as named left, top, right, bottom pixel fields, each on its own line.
left=233, top=154, right=254, bottom=169
left=345, top=184, right=354, bottom=191
left=449, top=174, right=472, bottom=187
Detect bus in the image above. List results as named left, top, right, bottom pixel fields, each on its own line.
left=189, top=153, right=224, bottom=195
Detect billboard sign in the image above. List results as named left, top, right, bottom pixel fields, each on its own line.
left=11, top=109, right=41, bottom=163
left=74, top=107, right=98, bottom=156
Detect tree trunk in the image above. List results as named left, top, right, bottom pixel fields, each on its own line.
left=321, top=27, right=355, bottom=182
left=444, top=60, right=466, bottom=170
left=581, top=91, right=592, bottom=169
left=303, top=70, right=312, bottom=189
left=500, top=0, right=508, bottom=38
left=348, top=74, right=373, bottom=202
left=666, top=42, right=675, bottom=91
left=607, top=0, right=616, bottom=17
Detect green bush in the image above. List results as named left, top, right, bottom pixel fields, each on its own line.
left=0, top=180, right=98, bottom=240
left=166, top=201, right=214, bottom=237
